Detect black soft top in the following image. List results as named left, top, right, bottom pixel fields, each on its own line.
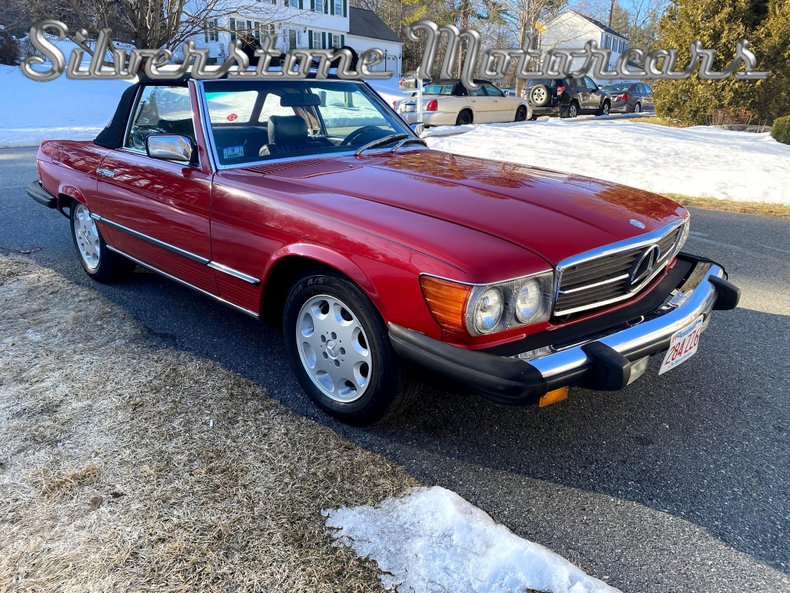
left=94, top=78, right=189, bottom=149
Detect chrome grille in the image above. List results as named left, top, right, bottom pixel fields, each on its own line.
left=554, top=222, right=685, bottom=316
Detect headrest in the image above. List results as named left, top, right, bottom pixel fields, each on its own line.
left=268, top=115, right=308, bottom=144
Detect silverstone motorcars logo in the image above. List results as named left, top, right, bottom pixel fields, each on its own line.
left=21, top=19, right=768, bottom=88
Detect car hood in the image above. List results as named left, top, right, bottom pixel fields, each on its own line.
left=239, top=149, right=685, bottom=267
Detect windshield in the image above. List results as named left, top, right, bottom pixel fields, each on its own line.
left=604, top=83, right=632, bottom=93
left=202, top=80, right=414, bottom=166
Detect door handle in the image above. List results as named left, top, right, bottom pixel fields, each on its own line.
left=97, top=168, right=115, bottom=178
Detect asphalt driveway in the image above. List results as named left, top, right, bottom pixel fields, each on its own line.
left=1, top=146, right=788, bottom=593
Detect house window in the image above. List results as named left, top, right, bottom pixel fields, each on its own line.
left=204, top=19, right=219, bottom=43
left=289, top=29, right=297, bottom=50
left=333, top=0, right=342, bottom=15
left=229, top=17, right=236, bottom=41
left=312, top=30, right=321, bottom=49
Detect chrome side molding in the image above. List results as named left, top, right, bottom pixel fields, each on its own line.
left=92, top=213, right=260, bottom=285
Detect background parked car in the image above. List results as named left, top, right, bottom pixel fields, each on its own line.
left=526, top=77, right=611, bottom=119
left=395, top=80, right=531, bottom=126
left=398, top=73, right=432, bottom=90
left=603, top=82, right=655, bottom=113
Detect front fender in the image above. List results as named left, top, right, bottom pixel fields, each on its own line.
left=264, top=243, right=379, bottom=299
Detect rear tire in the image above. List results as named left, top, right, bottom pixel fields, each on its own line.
left=455, top=110, right=473, bottom=126
left=69, top=202, right=135, bottom=283
left=515, top=105, right=527, bottom=121
left=282, top=272, right=415, bottom=425
left=562, top=101, right=579, bottom=118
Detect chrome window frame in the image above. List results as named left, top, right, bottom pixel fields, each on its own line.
left=195, top=78, right=423, bottom=172
left=121, top=83, right=201, bottom=168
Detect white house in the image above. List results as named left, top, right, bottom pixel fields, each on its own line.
left=539, top=9, right=628, bottom=73
left=192, top=2, right=403, bottom=77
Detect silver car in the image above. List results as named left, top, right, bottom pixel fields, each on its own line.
left=395, top=80, right=531, bottom=127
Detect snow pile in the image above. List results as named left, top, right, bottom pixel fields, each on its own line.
left=0, top=65, right=133, bottom=147
left=324, top=486, right=620, bottom=593
left=425, top=118, right=790, bottom=204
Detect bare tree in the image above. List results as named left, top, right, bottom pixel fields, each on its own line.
left=17, top=0, right=300, bottom=50
left=497, top=0, right=567, bottom=93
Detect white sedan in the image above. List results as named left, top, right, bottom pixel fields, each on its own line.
left=394, top=79, right=531, bottom=127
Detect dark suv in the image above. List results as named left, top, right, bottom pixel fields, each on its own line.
left=525, top=77, right=611, bottom=118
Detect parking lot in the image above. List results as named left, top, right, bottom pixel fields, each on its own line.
left=1, top=146, right=788, bottom=592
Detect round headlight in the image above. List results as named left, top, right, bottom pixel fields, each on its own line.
left=515, top=279, right=543, bottom=323
left=472, top=288, right=503, bottom=333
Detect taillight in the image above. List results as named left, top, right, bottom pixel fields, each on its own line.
left=618, top=92, right=629, bottom=101
left=556, top=85, right=565, bottom=95
left=393, top=100, right=397, bottom=108
left=426, top=99, right=438, bottom=111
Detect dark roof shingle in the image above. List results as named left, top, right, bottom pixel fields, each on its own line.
left=348, top=7, right=402, bottom=43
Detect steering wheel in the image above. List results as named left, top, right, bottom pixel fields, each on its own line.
left=340, top=126, right=388, bottom=147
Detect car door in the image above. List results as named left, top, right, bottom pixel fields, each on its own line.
left=570, top=78, right=589, bottom=111
left=481, top=82, right=512, bottom=122
left=583, top=77, right=603, bottom=111
left=92, top=84, right=216, bottom=294
left=465, top=83, right=489, bottom=122
left=641, top=84, right=655, bottom=111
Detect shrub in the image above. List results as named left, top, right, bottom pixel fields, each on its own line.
left=771, top=115, right=790, bottom=145
left=0, top=31, right=19, bottom=66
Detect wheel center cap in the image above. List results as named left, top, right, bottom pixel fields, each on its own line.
left=326, top=340, right=338, bottom=359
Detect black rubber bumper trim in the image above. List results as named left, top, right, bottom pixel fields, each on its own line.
left=27, top=181, right=57, bottom=209
left=709, top=276, right=740, bottom=310
left=388, top=323, right=548, bottom=406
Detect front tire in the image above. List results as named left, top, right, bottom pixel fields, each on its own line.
left=69, top=202, right=134, bottom=282
left=597, top=101, right=610, bottom=116
left=283, top=272, right=413, bottom=424
left=633, top=102, right=642, bottom=113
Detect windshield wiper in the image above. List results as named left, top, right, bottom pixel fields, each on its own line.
left=390, top=137, right=428, bottom=153
left=354, top=133, right=409, bottom=156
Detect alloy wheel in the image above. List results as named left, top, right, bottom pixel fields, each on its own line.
left=295, top=294, right=373, bottom=403
left=73, top=203, right=101, bottom=270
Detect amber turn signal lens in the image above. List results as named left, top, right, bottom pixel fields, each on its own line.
left=420, top=276, right=472, bottom=334
left=539, top=386, right=569, bottom=408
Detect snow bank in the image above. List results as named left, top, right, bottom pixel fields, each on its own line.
left=324, top=486, right=620, bottom=593
left=0, top=65, right=133, bottom=147
left=425, top=118, right=790, bottom=204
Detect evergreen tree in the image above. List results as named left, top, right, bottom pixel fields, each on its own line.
left=755, top=0, right=790, bottom=121
left=653, top=0, right=777, bottom=124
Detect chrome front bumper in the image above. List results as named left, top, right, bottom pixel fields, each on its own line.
left=389, top=255, right=739, bottom=405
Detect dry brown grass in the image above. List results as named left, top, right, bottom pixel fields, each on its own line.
left=625, top=116, right=691, bottom=128
left=662, top=193, right=790, bottom=218
left=0, top=256, right=417, bottom=593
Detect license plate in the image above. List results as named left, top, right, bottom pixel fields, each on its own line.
left=659, top=315, right=704, bottom=375
left=404, top=104, right=416, bottom=112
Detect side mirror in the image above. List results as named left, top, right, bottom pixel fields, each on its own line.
left=410, top=122, right=425, bottom=136
left=146, top=135, right=194, bottom=163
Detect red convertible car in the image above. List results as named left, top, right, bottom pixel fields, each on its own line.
left=28, top=76, right=739, bottom=424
